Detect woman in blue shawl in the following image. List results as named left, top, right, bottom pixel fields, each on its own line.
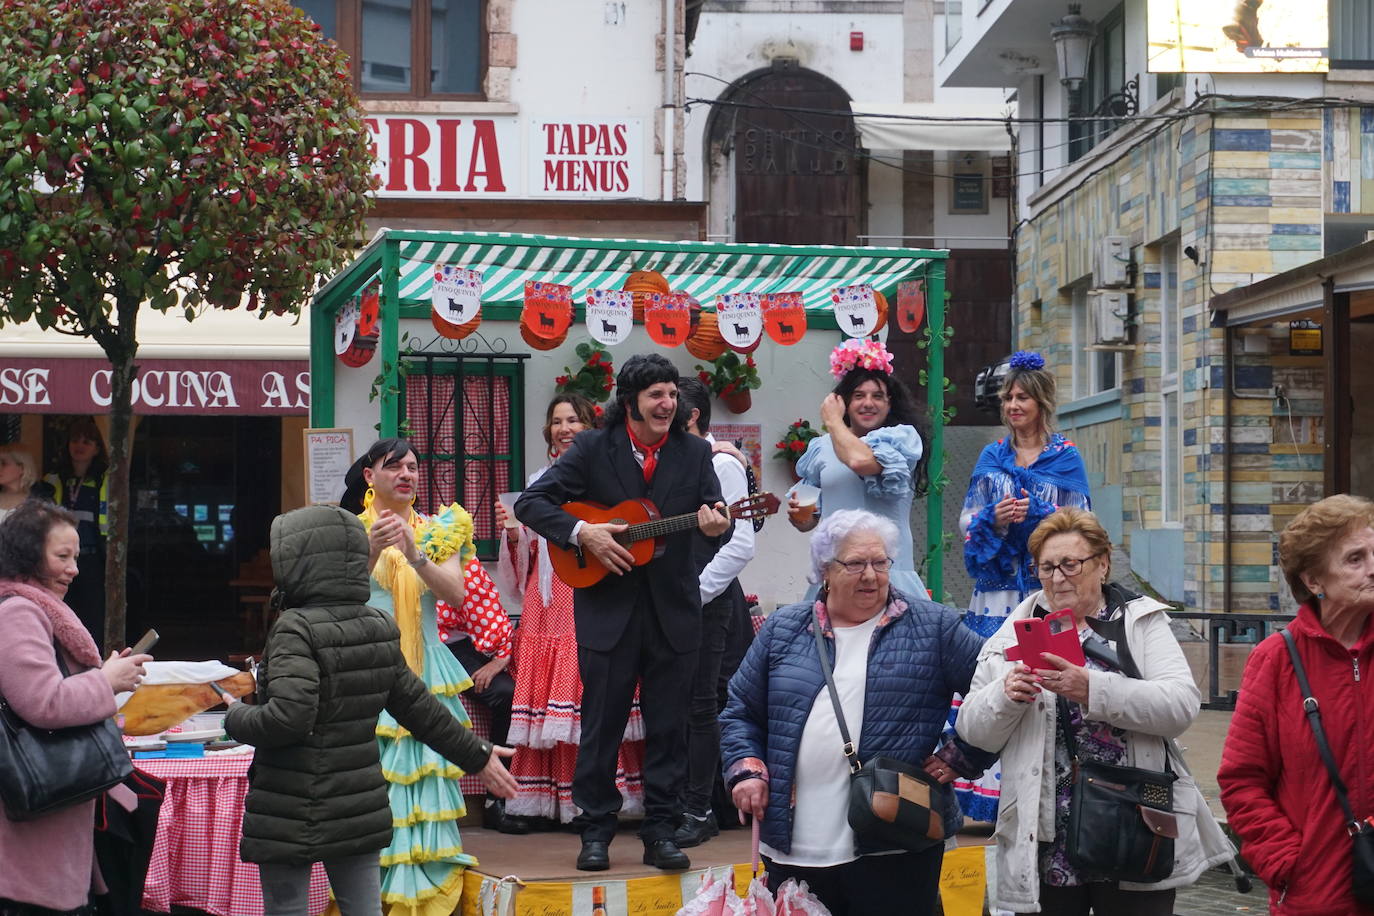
left=952, top=351, right=1090, bottom=823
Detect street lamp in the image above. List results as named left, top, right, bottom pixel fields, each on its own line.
left=1050, top=4, right=1094, bottom=113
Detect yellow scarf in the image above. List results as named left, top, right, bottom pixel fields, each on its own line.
left=358, top=497, right=475, bottom=680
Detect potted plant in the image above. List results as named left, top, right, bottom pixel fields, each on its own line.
left=695, top=351, right=761, bottom=413
left=555, top=341, right=615, bottom=403
left=774, top=418, right=821, bottom=481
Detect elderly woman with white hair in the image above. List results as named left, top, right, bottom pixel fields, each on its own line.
left=0, top=447, right=38, bottom=523
left=719, top=509, right=991, bottom=916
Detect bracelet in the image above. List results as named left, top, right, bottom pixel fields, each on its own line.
left=408, top=554, right=429, bottom=569
left=727, top=769, right=766, bottom=790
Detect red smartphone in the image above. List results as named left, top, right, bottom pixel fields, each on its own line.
left=1004, top=609, right=1086, bottom=669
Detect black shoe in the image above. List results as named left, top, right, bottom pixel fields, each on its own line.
left=642, top=838, right=691, bottom=870
left=483, top=800, right=532, bottom=835
left=577, top=840, right=611, bottom=871
left=673, top=812, right=719, bottom=848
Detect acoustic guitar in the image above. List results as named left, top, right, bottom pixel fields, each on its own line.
left=548, top=493, right=780, bottom=588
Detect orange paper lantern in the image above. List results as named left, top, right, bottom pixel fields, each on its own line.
left=623, top=270, right=670, bottom=322
left=685, top=311, right=728, bottom=361
left=873, top=290, right=889, bottom=335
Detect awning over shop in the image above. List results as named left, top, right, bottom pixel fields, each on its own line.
left=317, top=230, right=940, bottom=316
left=851, top=102, right=1013, bottom=152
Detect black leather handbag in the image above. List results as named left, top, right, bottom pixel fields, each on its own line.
left=1281, top=629, right=1374, bottom=905
left=1059, top=697, right=1179, bottom=883
left=1058, top=606, right=1179, bottom=883
left=812, top=608, right=946, bottom=853
left=0, top=641, right=132, bottom=821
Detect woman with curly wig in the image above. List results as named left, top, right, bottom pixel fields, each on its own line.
left=339, top=438, right=483, bottom=916
left=953, top=351, right=1091, bottom=825
left=787, top=338, right=932, bottom=600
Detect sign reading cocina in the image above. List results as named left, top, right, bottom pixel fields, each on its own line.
left=365, top=115, right=643, bottom=199
left=0, top=359, right=309, bottom=415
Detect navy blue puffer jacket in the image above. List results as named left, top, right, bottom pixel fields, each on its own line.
left=720, top=590, right=987, bottom=854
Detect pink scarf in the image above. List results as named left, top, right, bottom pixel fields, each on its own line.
left=0, top=578, right=103, bottom=669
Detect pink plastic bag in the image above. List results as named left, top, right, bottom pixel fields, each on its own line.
left=675, top=871, right=734, bottom=916
left=773, top=879, right=832, bottom=916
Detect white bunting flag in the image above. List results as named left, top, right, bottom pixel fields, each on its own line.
left=586, top=289, right=633, bottom=345
left=716, top=292, right=763, bottom=351
left=431, top=266, right=483, bottom=325
left=833, top=284, right=879, bottom=337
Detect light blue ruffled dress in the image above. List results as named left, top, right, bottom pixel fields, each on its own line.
left=794, top=425, right=928, bottom=600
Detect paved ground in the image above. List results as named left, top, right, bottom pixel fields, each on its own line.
left=1175, top=865, right=1269, bottom=915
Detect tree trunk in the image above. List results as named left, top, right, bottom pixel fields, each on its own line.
left=101, top=306, right=139, bottom=652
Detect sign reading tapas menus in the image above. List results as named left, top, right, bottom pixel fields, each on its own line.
left=0, top=358, right=310, bottom=415
left=365, top=115, right=644, bottom=199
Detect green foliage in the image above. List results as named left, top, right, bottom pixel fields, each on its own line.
left=773, top=418, right=820, bottom=462
left=0, top=0, right=377, bottom=332
left=555, top=341, right=614, bottom=404
left=694, top=351, right=761, bottom=398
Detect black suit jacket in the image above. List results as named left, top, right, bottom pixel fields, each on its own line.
left=514, top=424, right=723, bottom=654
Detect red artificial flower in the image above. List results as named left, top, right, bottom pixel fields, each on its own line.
left=776, top=441, right=787, bottom=450
left=791, top=440, right=806, bottom=453
left=722, top=382, right=736, bottom=396
left=698, top=371, right=711, bottom=385
left=555, top=375, right=570, bottom=385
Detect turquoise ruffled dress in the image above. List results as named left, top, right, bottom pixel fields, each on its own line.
left=369, top=552, right=478, bottom=914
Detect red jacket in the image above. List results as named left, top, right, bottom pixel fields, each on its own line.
left=1218, top=601, right=1374, bottom=915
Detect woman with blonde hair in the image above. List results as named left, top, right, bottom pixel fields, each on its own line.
left=0, top=447, right=38, bottom=522
left=954, top=351, right=1091, bottom=822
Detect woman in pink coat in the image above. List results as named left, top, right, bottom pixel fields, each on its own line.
left=0, top=499, right=151, bottom=914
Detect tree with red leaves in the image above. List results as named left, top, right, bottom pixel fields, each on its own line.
left=0, top=0, right=377, bottom=649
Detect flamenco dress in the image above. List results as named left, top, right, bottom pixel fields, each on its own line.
left=793, top=426, right=928, bottom=600
left=950, top=432, right=1091, bottom=822
left=360, top=498, right=480, bottom=916
left=499, top=464, right=645, bottom=823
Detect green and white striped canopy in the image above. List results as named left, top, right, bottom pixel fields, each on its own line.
left=318, top=230, right=943, bottom=315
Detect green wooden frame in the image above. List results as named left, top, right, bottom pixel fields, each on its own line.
left=311, top=230, right=951, bottom=598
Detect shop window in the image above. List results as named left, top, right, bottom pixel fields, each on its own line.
left=402, top=355, right=524, bottom=560
left=0, top=415, right=19, bottom=444
left=295, top=0, right=486, bottom=99
left=1159, top=243, right=1182, bottom=524
left=1071, top=285, right=1121, bottom=399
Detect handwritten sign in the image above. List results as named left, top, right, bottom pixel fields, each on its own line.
left=303, top=428, right=354, bottom=506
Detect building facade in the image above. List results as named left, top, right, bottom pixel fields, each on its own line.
left=939, top=0, right=1374, bottom=617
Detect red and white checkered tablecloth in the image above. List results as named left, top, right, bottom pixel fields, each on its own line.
left=134, top=753, right=330, bottom=916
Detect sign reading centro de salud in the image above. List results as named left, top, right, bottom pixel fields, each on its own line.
left=1147, top=0, right=1327, bottom=73
left=365, top=115, right=644, bottom=199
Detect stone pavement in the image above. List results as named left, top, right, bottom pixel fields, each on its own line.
left=1175, top=864, right=1268, bottom=915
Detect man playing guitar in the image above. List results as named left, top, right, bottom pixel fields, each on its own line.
left=515, top=354, right=729, bottom=873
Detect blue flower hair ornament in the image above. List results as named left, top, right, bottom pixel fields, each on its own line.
left=1008, top=350, right=1045, bottom=371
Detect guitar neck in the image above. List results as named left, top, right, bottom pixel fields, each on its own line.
left=623, top=508, right=725, bottom=544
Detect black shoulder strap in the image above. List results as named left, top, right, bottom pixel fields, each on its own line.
left=812, top=606, right=862, bottom=774
left=1280, top=628, right=1360, bottom=830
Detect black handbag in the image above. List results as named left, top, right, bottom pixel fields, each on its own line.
left=1281, top=629, right=1374, bottom=905
left=0, top=637, right=132, bottom=822
left=812, top=607, right=946, bottom=853
left=1057, top=605, right=1178, bottom=883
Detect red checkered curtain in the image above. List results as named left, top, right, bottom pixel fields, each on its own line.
left=404, top=370, right=512, bottom=546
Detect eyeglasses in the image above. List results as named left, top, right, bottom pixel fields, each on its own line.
left=832, top=557, right=894, bottom=575
left=1035, top=554, right=1102, bottom=579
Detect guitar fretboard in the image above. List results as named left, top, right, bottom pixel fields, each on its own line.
left=622, top=509, right=728, bottom=544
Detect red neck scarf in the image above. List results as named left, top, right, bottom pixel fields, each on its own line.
left=625, top=424, right=668, bottom=483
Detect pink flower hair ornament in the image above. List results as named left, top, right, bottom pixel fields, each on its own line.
left=829, top=338, right=895, bottom=381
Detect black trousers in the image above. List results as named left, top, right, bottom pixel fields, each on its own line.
left=69, top=547, right=105, bottom=652
left=1031, top=881, right=1176, bottom=915
left=573, top=596, right=695, bottom=843
left=448, top=637, right=515, bottom=748
left=682, top=584, right=742, bottom=816
left=763, top=846, right=945, bottom=916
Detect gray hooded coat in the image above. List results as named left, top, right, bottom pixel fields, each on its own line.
left=225, top=505, right=493, bottom=865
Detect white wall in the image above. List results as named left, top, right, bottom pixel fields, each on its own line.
left=331, top=318, right=849, bottom=607
left=683, top=8, right=907, bottom=202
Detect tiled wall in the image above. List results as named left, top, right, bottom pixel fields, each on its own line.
left=1013, top=108, right=1330, bottom=613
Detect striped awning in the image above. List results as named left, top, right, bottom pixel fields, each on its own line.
left=324, top=231, right=941, bottom=314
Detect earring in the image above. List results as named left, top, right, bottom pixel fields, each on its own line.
left=363, top=486, right=376, bottom=510
left=1316, top=592, right=1326, bottom=600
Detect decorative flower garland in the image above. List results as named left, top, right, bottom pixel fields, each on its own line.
left=829, top=338, right=894, bottom=380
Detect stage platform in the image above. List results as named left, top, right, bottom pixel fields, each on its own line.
left=456, top=824, right=989, bottom=916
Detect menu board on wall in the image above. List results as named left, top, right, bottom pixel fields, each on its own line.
left=712, top=422, right=763, bottom=487
left=304, top=428, right=355, bottom=506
